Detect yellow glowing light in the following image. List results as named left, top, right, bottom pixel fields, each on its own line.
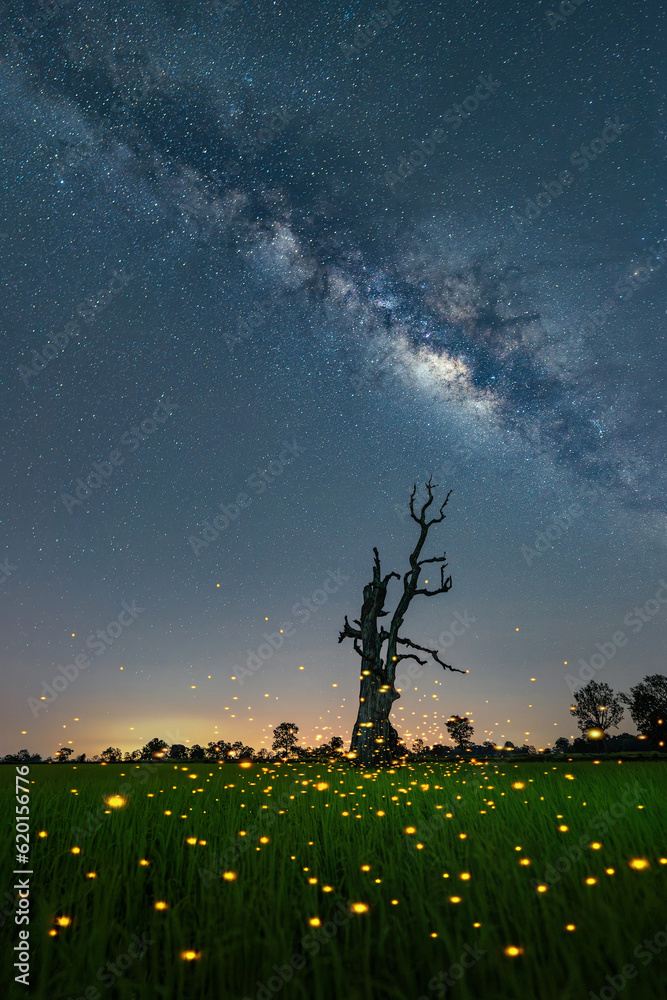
left=558, top=825, right=569, bottom=832
left=56, top=916, right=72, bottom=927
left=180, top=951, right=201, bottom=961
left=536, top=884, right=548, bottom=893
left=519, top=858, right=531, bottom=866
left=459, top=872, right=471, bottom=881
left=590, top=842, right=602, bottom=850
left=473, top=922, right=481, bottom=928
left=565, top=924, right=576, bottom=931
left=308, top=916, right=322, bottom=927
left=154, top=901, right=169, bottom=910
left=186, top=837, right=197, bottom=845
left=139, top=859, right=150, bottom=866
left=85, top=872, right=97, bottom=879
left=322, top=885, right=334, bottom=893
left=512, top=782, right=525, bottom=790
left=350, top=902, right=370, bottom=914
left=239, top=761, right=252, bottom=769
left=315, top=783, right=329, bottom=791
left=361, top=864, right=371, bottom=871
left=404, top=826, right=417, bottom=834
left=259, top=836, right=270, bottom=844
left=38, top=831, right=48, bottom=839
left=564, top=774, right=575, bottom=780
left=586, top=728, right=605, bottom=740
left=48, top=929, right=57, bottom=937
left=628, top=858, right=650, bottom=870
left=105, top=795, right=127, bottom=808
left=70, top=846, right=81, bottom=855
left=222, top=871, right=237, bottom=881
left=449, top=896, right=462, bottom=903
left=504, top=946, right=523, bottom=957
left=605, top=868, right=615, bottom=875
left=585, top=877, right=598, bottom=885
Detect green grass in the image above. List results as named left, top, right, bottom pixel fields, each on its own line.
left=1, top=758, right=665, bottom=1000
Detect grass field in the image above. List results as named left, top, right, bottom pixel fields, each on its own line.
left=1, top=758, right=665, bottom=1000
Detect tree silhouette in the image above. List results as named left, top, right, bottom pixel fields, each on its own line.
left=272, top=722, right=299, bottom=757
left=100, top=747, right=123, bottom=763
left=621, top=674, right=667, bottom=748
left=339, top=479, right=465, bottom=767
left=445, top=715, right=474, bottom=748
left=569, top=680, right=624, bottom=752
left=140, top=737, right=169, bottom=760
left=56, top=747, right=73, bottom=762
left=554, top=737, right=570, bottom=753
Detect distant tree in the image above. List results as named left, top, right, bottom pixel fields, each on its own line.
left=255, top=748, right=272, bottom=761
left=621, top=674, right=667, bottom=748
left=100, top=747, right=123, bottom=763
left=554, top=737, right=570, bottom=754
left=272, top=723, right=299, bottom=757
left=56, top=747, right=73, bottom=762
left=15, top=749, right=31, bottom=761
left=329, top=736, right=344, bottom=753
left=445, top=715, right=474, bottom=748
left=206, top=741, right=231, bottom=760
left=412, top=738, right=426, bottom=755
left=570, top=680, right=624, bottom=752
left=140, top=738, right=169, bottom=760
left=123, top=750, right=141, bottom=761
left=169, top=744, right=188, bottom=759
left=73, top=753, right=86, bottom=762
left=189, top=744, right=206, bottom=760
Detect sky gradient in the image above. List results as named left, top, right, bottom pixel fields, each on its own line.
left=1, top=0, right=665, bottom=758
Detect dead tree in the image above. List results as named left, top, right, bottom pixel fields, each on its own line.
left=339, top=478, right=466, bottom=768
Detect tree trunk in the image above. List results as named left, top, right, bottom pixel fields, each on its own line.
left=349, top=664, right=401, bottom=767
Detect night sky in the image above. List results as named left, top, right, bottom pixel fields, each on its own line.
left=1, top=0, right=664, bottom=758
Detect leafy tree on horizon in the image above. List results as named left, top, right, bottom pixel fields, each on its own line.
left=272, top=722, right=299, bottom=757
left=570, top=680, right=624, bottom=753
left=621, top=674, right=667, bottom=748
left=445, top=715, right=474, bottom=749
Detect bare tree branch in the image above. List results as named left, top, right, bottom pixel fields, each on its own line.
left=397, top=635, right=466, bottom=674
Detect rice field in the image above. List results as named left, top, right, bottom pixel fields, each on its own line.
left=1, top=758, right=665, bottom=1000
